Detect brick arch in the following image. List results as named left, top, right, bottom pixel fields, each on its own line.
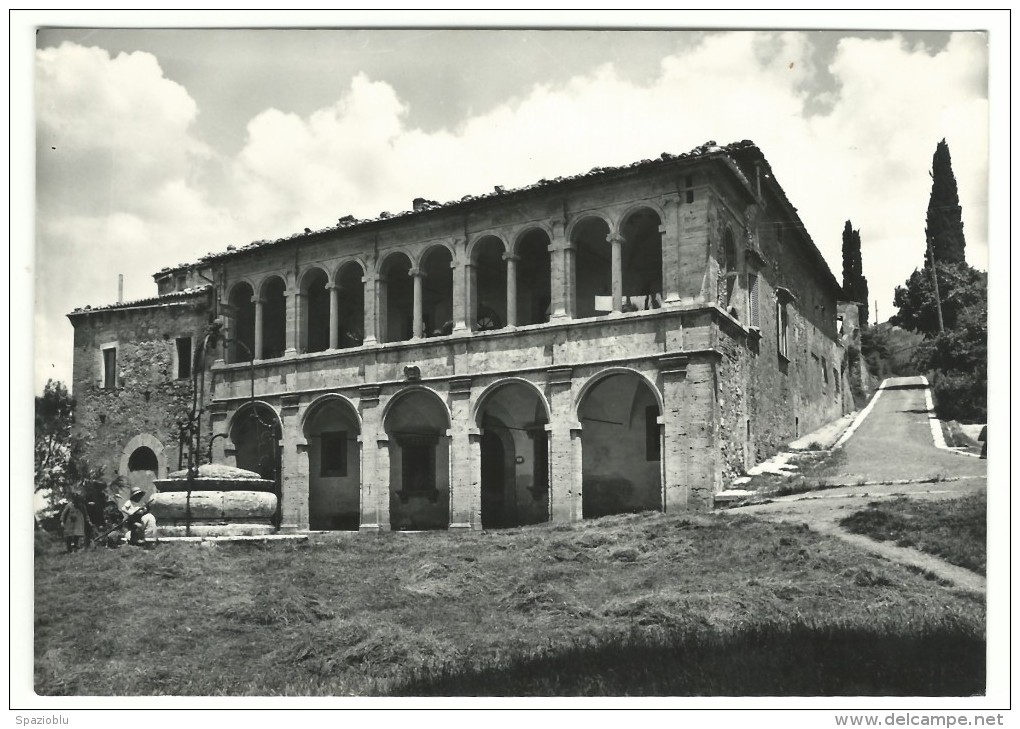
left=415, top=240, right=457, bottom=270
left=333, top=258, right=366, bottom=283
left=618, top=202, right=665, bottom=232
left=509, top=222, right=554, bottom=256
left=119, top=433, right=167, bottom=479
left=256, top=273, right=289, bottom=299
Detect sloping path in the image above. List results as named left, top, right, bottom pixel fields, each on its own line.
left=734, top=376, right=986, bottom=593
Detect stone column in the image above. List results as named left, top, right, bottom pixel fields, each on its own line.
left=547, top=366, right=581, bottom=522
left=253, top=296, right=264, bottom=360
left=659, top=354, right=689, bottom=512
left=328, top=284, right=340, bottom=349
left=503, top=252, right=519, bottom=327
left=410, top=267, right=424, bottom=339
left=610, top=232, right=624, bottom=313
left=285, top=290, right=301, bottom=357
left=358, top=385, right=388, bottom=531
left=448, top=377, right=479, bottom=530
left=364, top=273, right=380, bottom=345
left=452, top=259, right=469, bottom=333
left=279, top=395, right=306, bottom=530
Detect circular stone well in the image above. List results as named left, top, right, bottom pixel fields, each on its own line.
left=151, top=464, right=279, bottom=537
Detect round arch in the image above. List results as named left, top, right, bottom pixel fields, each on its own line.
left=333, top=257, right=366, bottom=283
left=471, top=377, right=551, bottom=427
left=415, top=240, right=457, bottom=270
left=573, top=366, right=665, bottom=418
left=119, top=433, right=167, bottom=479
left=256, top=273, right=289, bottom=300
left=298, top=264, right=332, bottom=290
left=565, top=212, right=613, bottom=243
left=380, top=385, right=452, bottom=430
left=466, top=232, right=508, bottom=261
left=301, top=393, right=363, bottom=434
left=576, top=368, right=664, bottom=519
left=619, top=202, right=665, bottom=231
left=509, top=222, right=554, bottom=256
left=226, top=279, right=257, bottom=302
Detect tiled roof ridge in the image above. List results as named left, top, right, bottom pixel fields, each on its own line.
left=68, top=284, right=212, bottom=316
left=156, top=139, right=759, bottom=275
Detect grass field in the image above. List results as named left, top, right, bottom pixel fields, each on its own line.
left=839, top=492, right=987, bottom=575
left=34, top=511, right=985, bottom=696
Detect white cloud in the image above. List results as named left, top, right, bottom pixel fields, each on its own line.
left=36, top=32, right=988, bottom=391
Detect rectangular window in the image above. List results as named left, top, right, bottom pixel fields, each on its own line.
left=320, top=431, right=348, bottom=477
left=777, top=301, right=790, bottom=359
left=645, top=406, right=661, bottom=461
left=401, top=442, right=435, bottom=492
left=748, top=274, right=760, bottom=328
left=822, top=357, right=829, bottom=384
left=176, top=337, right=192, bottom=380
left=102, top=346, right=117, bottom=389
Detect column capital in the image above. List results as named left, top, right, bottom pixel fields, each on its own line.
left=251, top=295, right=264, bottom=305
left=408, top=267, right=425, bottom=278
left=607, top=232, right=625, bottom=245
left=501, top=252, right=521, bottom=263
left=326, top=283, right=341, bottom=292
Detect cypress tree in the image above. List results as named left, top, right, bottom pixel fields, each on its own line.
left=925, top=139, right=967, bottom=265
left=841, top=220, right=869, bottom=327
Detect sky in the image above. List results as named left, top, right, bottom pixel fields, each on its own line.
left=28, top=18, right=993, bottom=394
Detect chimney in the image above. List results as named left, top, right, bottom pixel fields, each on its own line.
left=118, top=274, right=124, bottom=303
left=413, top=197, right=427, bottom=212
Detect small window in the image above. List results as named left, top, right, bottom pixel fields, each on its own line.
left=176, top=337, right=192, bottom=380
left=645, top=406, right=660, bottom=461
left=401, top=441, right=435, bottom=492
left=777, top=301, right=790, bottom=359
left=822, top=357, right=829, bottom=385
left=176, top=274, right=187, bottom=291
left=748, top=274, right=760, bottom=328
left=102, top=346, right=117, bottom=389
left=320, top=431, right=348, bottom=477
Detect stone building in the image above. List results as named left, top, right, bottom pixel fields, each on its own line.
left=68, top=140, right=851, bottom=532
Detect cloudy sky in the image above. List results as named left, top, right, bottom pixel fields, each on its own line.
left=28, top=17, right=993, bottom=393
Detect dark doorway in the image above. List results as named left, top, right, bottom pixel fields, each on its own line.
left=480, top=430, right=509, bottom=529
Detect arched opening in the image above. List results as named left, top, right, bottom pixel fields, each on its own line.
left=228, top=282, right=255, bottom=363
left=304, top=398, right=361, bottom=531
left=336, top=262, right=365, bottom=349
left=621, top=208, right=664, bottom=312
left=384, top=390, right=450, bottom=530
left=572, top=216, right=612, bottom=319
left=578, top=372, right=662, bottom=519
left=261, top=277, right=288, bottom=359
left=516, top=229, right=552, bottom=326
left=229, top=404, right=282, bottom=482
left=472, top=236, right=506, bottom=331
left=302, top=268, right=330, bottom=353
left=476, top=382, right=550, bottom=529
left=380, top=253, right=413, bottom=343
left=127, top=446, right=159, bottom=500
left=422, top=246, right=454, bottom=337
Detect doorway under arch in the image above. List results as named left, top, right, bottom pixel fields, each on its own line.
left=304, top=397, right=361, bottom=530
left=476, top=381, right=550, bottom=529
left=578, top=371, right=662, bottom=519
left=384, top=389, right=451, bottom=530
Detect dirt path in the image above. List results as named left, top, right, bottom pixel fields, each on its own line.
left=734, top=377, right=986, bottom=594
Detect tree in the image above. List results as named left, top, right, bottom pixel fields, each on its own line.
left=892, top=261, right=986, bottom=337
left=912, top=295, right=987, bottom=422
left=840, top=220, right=870, bottom=327
left=926, top=139, right=967, bottom=265
left=34, top=379, right=103, bottom=516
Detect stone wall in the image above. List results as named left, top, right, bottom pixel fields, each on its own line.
left=69, top=292, right=214, bottom=483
